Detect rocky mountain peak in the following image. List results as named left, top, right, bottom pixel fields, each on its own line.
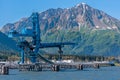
left=74, top=2, right=92, bottom=10
left=1, top=3, right=120, bottom=34
left=75, top=2, right=87, bottom=7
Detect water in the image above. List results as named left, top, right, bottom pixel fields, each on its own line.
left=0, top=66, right=120, bottom=80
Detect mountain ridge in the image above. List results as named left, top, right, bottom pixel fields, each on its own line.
left=1, top=3, right=120, bottom=56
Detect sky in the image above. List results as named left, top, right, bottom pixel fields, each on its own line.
left=0, top=0, right=120, bottom=28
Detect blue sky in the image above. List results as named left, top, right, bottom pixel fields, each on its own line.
left=0, top=0, right=120, bottom=28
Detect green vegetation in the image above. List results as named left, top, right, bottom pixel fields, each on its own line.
left=1, top=27, right=120, bottom=61
left=0, top=51, right=19, bottom=61
left=42, top=27, right=120, bottom=56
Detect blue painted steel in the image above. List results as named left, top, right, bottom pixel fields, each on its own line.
left=8, top=29, right=33, bottom=37
left=32, top=12, right=40, bottom=53
left=8, top=12, right=76, bottom=64
left=39, top=42, right=75, bottom=48
left=31, top=12, right=40, bottom=63
left=30, top=56, right=36, bottom=63
left=21, top=28, right=33, bottom=36
left=21, top=48, right=24, bottom=64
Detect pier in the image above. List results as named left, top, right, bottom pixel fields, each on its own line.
left=0, top=60, right=115, bottom=75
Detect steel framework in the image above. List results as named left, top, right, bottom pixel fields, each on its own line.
left=8, top=12, right=75, bottom=64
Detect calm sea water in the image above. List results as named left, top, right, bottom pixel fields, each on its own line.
left=0, top=66, right=120, bottom=80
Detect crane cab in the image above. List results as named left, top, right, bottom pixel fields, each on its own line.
left=8, top=30, right=19, bottom=38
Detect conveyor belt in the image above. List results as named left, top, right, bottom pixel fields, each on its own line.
left=37, top=54, right=54, bottom=64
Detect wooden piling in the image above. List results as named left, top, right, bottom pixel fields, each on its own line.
left=34, top=64, right=42, bottom=71
left=94, top=64, right=100, bottom=69
left=77, top=64, right=83, bottom=70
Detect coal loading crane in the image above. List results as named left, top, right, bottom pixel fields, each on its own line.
left=8, top=12, right=75, bottom=64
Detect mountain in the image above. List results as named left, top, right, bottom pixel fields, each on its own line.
left=0, top=31, right=17, bottom=54
left=1, top=3, right=120, bottom=34
left=1, top=3, right=120, bottom=56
